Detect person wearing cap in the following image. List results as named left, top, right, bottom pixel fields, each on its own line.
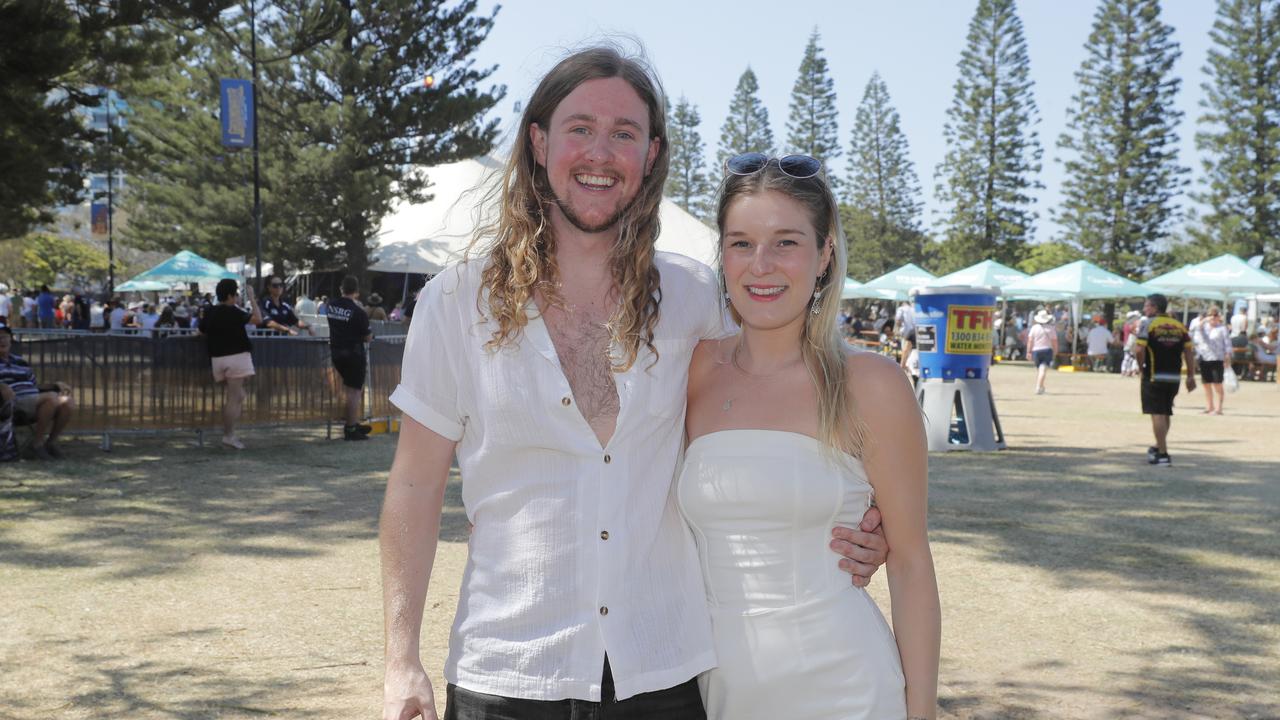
left=366, top=293, right=388, bottom=321
left=198, top=279, right=263, bottom=450
left=259, top=276, right=312, bottom=336
left=0, top=326, right=76, bottom=460
left=1027, top=309, right=1059, bottom=394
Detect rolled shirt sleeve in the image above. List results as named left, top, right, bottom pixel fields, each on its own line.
left=389, top=269, right=466, bottom=441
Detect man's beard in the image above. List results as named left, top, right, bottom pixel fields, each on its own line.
left=551, top=186, right=644, bottom=235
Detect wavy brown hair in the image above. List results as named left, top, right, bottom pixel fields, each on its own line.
left=469, top=45, right=669, bottom=371
left=715, top=162, right=868, bottom=459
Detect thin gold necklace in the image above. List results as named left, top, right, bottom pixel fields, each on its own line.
left=721, top=339, right=802, bottom=412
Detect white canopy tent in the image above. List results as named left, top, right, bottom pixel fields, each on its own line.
left=372, top=156, right=720, bottom=275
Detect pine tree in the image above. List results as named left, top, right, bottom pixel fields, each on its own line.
left=842, top=72, right=925, bottom=279
left=666, top=97, right=715, bottom=219
left=934, top=0, right=1042, bottom=273
left=1191, top=0, right=1280, bottom=264
left=0, top=1, right=230, bottom=239
left=1055, top=0, right=1187, bottom=277
left=785, top=28, right=841, bottom=176
left=121, top=0, right=504, bottom=278
left=717, top=67, right=775, bottom=169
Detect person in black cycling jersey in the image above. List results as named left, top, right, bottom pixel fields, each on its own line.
left=1135, top=294, right=1197, bottom=466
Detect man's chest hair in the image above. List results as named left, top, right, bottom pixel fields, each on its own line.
left=542, top=306, right=619, bottom=422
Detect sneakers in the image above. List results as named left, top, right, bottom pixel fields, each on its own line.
left=31, top=444, right=54, bottom=461
left=1035, top=387, right=1046, bottom=395
left=1148, top=452, right=1172, bottom=466
left=1146, top=446, right=1158, bottom=462
left=221, top=435, right=246, bottom=450
left=43, top=442, right=64, bottom=459
left=343, top=424, right=370, bottom=441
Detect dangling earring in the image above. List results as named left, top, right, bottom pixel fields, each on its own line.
left=810, top=287, right=823, bottom=315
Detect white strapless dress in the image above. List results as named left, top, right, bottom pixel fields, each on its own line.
left=677, top=429, right=906, bottom=720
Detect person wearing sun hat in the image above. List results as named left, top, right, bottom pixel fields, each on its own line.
left=1027, top=308, right=1058, bottom=394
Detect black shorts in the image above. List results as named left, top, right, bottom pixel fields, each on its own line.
left=331, top=346, right=366, bottom=389
left=1199, top=360, right=1224, bottom=384
left=1140, top=379, right=1179, bottom=416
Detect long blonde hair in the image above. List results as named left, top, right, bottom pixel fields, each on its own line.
left=469, top=45, right=669, bottom=371
left=715, top=162, right=868, bottom=458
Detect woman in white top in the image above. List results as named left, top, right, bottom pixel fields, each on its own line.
left=679, top=154, right=939, bottom=720
left=1026, top=310, right=1058, bottom=394
left=1193, top=306, right=1231, bottom=414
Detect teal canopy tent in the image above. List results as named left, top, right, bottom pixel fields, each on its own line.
left=1002, top=260, right=1150, bottom=301
left=1145, top=254, right=1280, bottom=299
left=125, top=250, right=237, bottom=285
left=1003, top=260, right=1152, bottom=347
left=113, top=280, right=172, bottom=292
left=840, top=276, right=863, bottom=300
left=847, top=263, right=936, bottom=302
left=929, top=260, right=1029, bottom=292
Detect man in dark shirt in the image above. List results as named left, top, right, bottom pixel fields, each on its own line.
left=260, top=276, right=312, bottom=335
left=198, top=278, right=263, bottom=450
left=1135, top=293, right=1197, bottom=467
left=326, top=275, right=373, bottom=441
left=36, top=286, right=57, bottom=328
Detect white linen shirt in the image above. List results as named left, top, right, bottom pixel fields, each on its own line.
left=390, top=252, right=724, bottom=702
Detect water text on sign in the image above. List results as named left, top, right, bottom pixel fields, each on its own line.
left=945, top=305, right=994, bottom=355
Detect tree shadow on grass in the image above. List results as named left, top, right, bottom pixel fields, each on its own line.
left=0, top=428, right=472, bottom=579
left=929, top=446, right=1280, bottom=717
left=0, top=648, right=344, bottom=719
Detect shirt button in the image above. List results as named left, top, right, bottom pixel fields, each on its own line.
left=599, top=606, right=609, bottom=616
left=600, top=530, right=609, bottom=540
left=561, top=396, right=571, bottom=406
left=603, top=454, right=611, bottom=464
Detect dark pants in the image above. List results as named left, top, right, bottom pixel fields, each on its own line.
left=443, top=658, right=705, bottom=720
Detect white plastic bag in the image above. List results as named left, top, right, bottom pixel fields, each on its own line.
left=1224, top=365, right=1240, bottom=393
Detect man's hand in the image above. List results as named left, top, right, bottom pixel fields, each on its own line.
left=1186, top=375, right=1197, bottom=392
left=383, top=663, right=438, bottom=720
left=830, top=505, right=888, bottom=588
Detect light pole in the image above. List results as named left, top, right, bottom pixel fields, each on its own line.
left=105, top=86, right=116, bottom=296
left=250, top=0, right=263, bottom=293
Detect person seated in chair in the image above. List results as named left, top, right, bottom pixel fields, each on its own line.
left=0, top=326, right=75, bottom=460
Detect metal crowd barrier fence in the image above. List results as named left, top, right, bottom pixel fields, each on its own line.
left=8, top=329, right=406, bottom=447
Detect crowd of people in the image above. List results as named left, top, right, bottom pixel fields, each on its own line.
left=0, top=274, right=405, bottom=460
left=0, top=276, right=410, bottom=338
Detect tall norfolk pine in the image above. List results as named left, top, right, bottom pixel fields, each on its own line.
left=123, top=0, right=504, bottom=277
left=843, top=72, right=924, bottom=279
left=786, top=29, right=841, bottom=174
left=934, top=0, right=1042, bottom=273
left=718, top=68, right=775, bottom=169
left=1191, top=0, right=1280, bottom=265
left=1056, top=0, right=1186, bottom=277
left=666, top=96, right=715, bottom=220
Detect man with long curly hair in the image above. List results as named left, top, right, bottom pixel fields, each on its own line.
left=379, top=45, right=888, bottom=720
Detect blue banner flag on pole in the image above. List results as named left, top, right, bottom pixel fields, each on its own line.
left=220, top=78, right=254, bottom=148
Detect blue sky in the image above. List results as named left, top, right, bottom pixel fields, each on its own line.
left=470, top=0, right=1218, bottom=251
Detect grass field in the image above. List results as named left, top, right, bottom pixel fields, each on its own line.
left=1, top=363, right=1277, bottom=719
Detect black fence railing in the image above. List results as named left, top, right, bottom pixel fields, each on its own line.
left=9, top=330, right=405, bottom=435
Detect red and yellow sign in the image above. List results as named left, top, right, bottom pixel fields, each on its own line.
left=945, top=305, right=994, bottom=355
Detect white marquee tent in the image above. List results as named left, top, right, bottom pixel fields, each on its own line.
left=372, top=156, right=719, bottom=274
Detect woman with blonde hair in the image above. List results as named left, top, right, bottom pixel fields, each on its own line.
left=1193, top=306, right=1230, bottom=414
left=679, top=153, right=939, bottom=720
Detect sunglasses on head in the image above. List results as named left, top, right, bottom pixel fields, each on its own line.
left=725, top=152, right=823, bottom=179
